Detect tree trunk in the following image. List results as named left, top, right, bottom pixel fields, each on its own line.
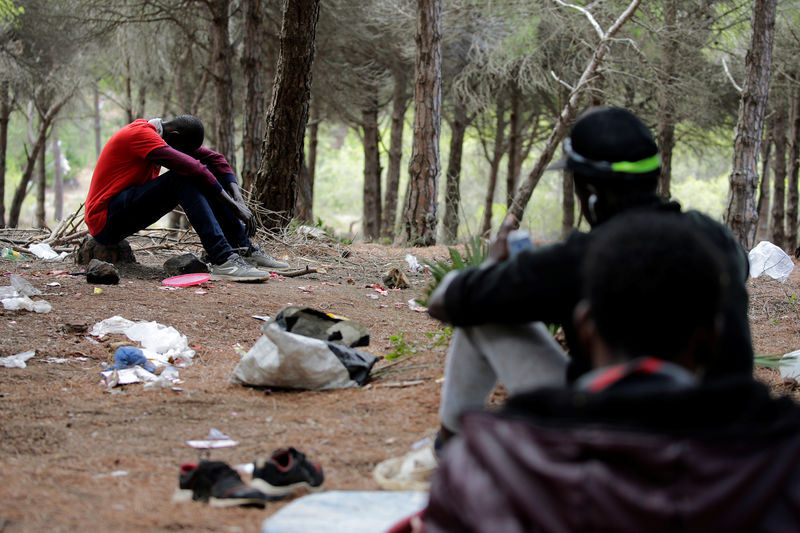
left=36, top=131, right=46, bottom=228
left=381, top=69, right=409, bottom=240
left=480, top=98, right=507, bottom=236
left=506, top=83, right=521, bottom=207
left=656, top=0, right=677, bottom=199
left=787, top=83, right=800, bottom=251
left=0, top=80, right=9, bottom=228
left=724, top=0, right=777, bottom=248
left=770, top=101, right=786, bottom=247
left=240, top=0, right=265, bottom=193
left=443, top=98, right=468, bottom=244
left=254, top=0, right=320, bottom=229
left=362, top=93, right=382, bottom=240
left=402, top=0, right=442, bottom=246
left=295, top=109, right=318, bottom=223
left=93, top=80, right=102, bottom=159
left=8, top=98, right=67, bottom=227
left=125, top=56, right=134, bottom=124
left=53, top=135, right=63, bottom=221
left=756, top=114, right=773, bottom=242
left=209, top=0, right=236, bottom=173
left=562, top=169, right=575, bottom=239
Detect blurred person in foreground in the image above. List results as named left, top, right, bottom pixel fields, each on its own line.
left=85, top=115, right=288, bottom=282
left=426, top=107, right=752, bottom=449
left=409, top=213, right=800, bottom=533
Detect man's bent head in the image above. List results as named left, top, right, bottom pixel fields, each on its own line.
left=162, top=115, right=205, bottom=154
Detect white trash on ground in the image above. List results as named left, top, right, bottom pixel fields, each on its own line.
left=90, top=316, right=195, bottom=367
left=779, top=349, right=800, bottom=380
left=749, top=241, right=795, bottom=283
left=1, top=296, right=52, bottom=313
left=0, top=350, right=36, bottom=369
left=28, top=242, right=69, bottom=261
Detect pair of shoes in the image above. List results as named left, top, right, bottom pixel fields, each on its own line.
left=210, top=253, right=270, bottom=282
left=250, top=447, right=324, bottom=496
left=241, top=244, right=290, bottom=270
left=174, top=461, right=277, bottom=508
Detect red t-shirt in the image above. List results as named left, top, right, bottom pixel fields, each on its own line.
left=85, top=120, right=167, bottom=235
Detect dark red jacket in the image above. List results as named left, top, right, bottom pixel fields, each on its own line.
left=424, top=378, right=800, bottom=533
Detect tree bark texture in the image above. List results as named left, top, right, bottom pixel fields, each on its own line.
left=756, top=115, right=773, bottom=242
left=724, top=0, right=777, bottom=249
left=240, top=0, right=265, bottom=193
left=36, top=134, right=46, bottom=228
left=770, top=102, right=786, bottom=247
left=0, top=80, right=9, bottom=228
left=382, top=70, right=409, bottom=240
left=254, top=0, right=320, bottom=228
left=53, top=136, right=63, bottom=221
left=506, top=83, right=521, bottom=207
left=93, top=80, right=102, bottom=159
left=209, top=0, right=237, bottom=174
left=508, top=0, right=642, bottom=223
left=443, top=99, right=468, bottom=244
left=787, top=84, right=800, bottom=251
left=480, top=98, right=507, bottom=237
left=562, top=169, right=575, bottom=239
left=402, top=0, right=442, bottom=246
left=656, top=0, right=677, bottom=199
left=362, top=94, right=382, bottom=240
left=294, top=112, right=318, bottom=223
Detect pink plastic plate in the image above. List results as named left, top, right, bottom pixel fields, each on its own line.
left=161, top=273, right=211, bottom=287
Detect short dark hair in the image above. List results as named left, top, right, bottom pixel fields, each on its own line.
left=581, top=212, right=726, bottom=362
left=166, top=115, right=204, bottom=152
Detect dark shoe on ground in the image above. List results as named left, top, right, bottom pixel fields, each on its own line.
left=251, top=447, right=324, bottom=497
left=210, top=253, right=270, bottom=282
left=174, top=461, right=275, bottom=508
left=242, top=244, right=290, bottom=270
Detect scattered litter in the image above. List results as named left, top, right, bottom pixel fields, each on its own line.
left=297, top=225, right=327, bottom=239
left=142, top=365, right=183, bottom=391
left=46, top=282, right=61, bottom=287
left=375, top=380, right=426, bottom=388
left=270, top=272, right=286, bottom=280
left=298, top=286, right=314, bottom=293
left=780, top=349, right=800, bottom=380
left=1, top=296, right=52, bottom=313
left=0, top=286, right=18, bottom=298
left=251, top=315, right=271, bottom=322
left=28, top=242, right=68, bottom=260
left=187, top=428, right=239, bottom=449
left=94, top=470, right=129, bottom=479
left=101, top=366, right=159, bottom=387
left=0, top=350, right=35, bottom=368
left=104, top=346, right=156, bottom=374
left=347, top=279, right=355, bottom=285
left=373, top=437, right=437, bottom=491
left=90, top=316, right=136, bottom=336
left=749, top=241, right=795, bottom=283
left=1, top=247, right=27, bottom=261
left=90, top=316, right=195, bottom=367
left=367, top=284, right=388, bottom=296
left=10, top=274, right=41, bottom=296
left=93, top=287, right=103, bottom=295
left=405, top=253, right=423, bottom=273
left=162, top=273, right=211, bottom=287
left=194, top=289, right=207, bottom=295
left=366, top=294, right=379, bottom=300
left=407, top=299, right=428, bottom=313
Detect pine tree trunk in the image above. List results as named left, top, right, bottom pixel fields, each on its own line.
left=562, top=169, right=575, bottom=239
left=787, top=83, right=800, bottom=251
left=362, top=93, right=382, bottom=240
left=756, top=115, right=773, bottom=242
left=443, top=99, right=468, bottom=244
left=254, top=0, right=320, bottom=229
left=402, top=0, right=442, bottom=246
left=0, top=80, right=9, bottom=228
left=93, top=80, right=102, bottom=159
left=506, top=83, right=521, bottom=207
left=36, top=135, right=46, bottom=228
left=770, top=102, right=786, bottom=247
left=381, top=70, right=409, bottom=240
left=53, top=136, right=63, bottom=221
left=210, top=0, right=236, bottom=173
left=240, top=0, right=265, bottom=193
left=724, top=0, right=777, bottom=248
left=295, top=111, right=318, bottom=223
left=656, top=0, right=677, bottom=199
left=480, top=98, right=507, bottom=237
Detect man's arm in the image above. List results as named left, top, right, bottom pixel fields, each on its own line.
left=146, top=146, right=222, bottom=192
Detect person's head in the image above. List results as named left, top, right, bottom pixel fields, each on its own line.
left=574, top=212, right=727, bottom=375
left=161, top=115, right=205, bottom=154
left=551, top=107, right=661, bottom=226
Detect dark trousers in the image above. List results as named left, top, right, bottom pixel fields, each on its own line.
left=93, top=171, right=249, bottom=264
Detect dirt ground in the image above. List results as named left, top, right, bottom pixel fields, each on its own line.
left=1, top=236, right=799, bottom=533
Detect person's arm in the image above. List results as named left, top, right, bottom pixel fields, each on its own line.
left=146, top=146, right=222, bottom=192
left=192, top=146, right=238, bottom=187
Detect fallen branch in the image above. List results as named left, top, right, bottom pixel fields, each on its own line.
left=278, top=265, right=318, bottom=277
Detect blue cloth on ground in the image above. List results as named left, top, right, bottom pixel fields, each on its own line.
left=103, top=346, right=155, bottom=373
left=261, top=491, right=427, bottom=533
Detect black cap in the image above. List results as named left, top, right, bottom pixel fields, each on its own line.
left=547, top=107, right=660, bottom=180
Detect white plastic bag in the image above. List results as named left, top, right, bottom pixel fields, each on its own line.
left=749, top=241, right=794, bottom=283
left=0, top=350, right=36, bottom=368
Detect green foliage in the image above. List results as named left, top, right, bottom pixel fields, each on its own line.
left=754, top=353, right=796, bottom=369
left=0, top=0, right=23, bottom=25
left=386, top=333, right=417, bottom=361
left=419, top=235, right=488, bottom=306
left=425, top=327, right=453, bottom=347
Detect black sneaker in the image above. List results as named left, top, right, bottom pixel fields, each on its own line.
left=174, top=461, right=274, bottom=508
left=251, top=448, right=324, bottom=497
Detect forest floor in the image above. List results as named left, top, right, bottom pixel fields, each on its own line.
left=1, top=236, right=799, bottom=532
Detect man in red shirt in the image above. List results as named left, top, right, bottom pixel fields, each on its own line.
left=86, top=115, right=287, bottom=281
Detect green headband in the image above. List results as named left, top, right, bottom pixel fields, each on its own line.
left=565, top=138, right=661, bottom=175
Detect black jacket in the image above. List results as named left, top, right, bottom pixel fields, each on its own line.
left=425, top=378, right=800, bottom=533
left=442, top=204, right=752, bottom=380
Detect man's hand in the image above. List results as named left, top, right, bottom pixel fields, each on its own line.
left=486, top=215, right=518, bottom=266
left=220, top=188, right=257, bottom=237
